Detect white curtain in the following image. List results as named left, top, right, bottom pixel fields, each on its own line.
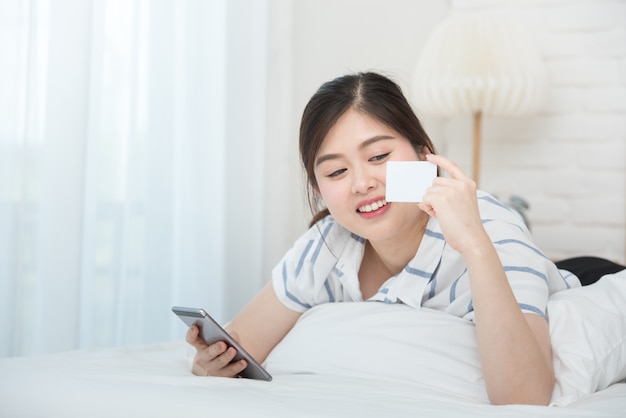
left=0, top=0, right=268, bottom=357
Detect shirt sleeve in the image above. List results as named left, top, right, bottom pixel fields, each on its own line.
left=271, top=216, right=342, bottom=312
left=477, top=193, right=572, bottom=318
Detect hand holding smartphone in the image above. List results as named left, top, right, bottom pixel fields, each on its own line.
left=172, top=306, right=272, bottom=381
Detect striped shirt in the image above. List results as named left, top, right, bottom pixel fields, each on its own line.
left=272, top=191, right=580, bottom=321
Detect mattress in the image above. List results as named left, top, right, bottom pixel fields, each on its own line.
left=1, top=271, right=626, bottom=417
left=0, top=340, right=624, bottom=417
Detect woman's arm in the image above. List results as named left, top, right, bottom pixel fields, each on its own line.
left=187, top=281, right=301, bottom=377
left=461, top=236, right=554, bottom=405
left=419, top=154, right=554, bottom=405
left=227, top=281, right=302, bottom=363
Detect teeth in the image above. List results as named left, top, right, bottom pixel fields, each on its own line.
left=358, top=199, right=387, bottom=213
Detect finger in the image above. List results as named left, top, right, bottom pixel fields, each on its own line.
left=431, top=174, right=477, bottom=198
left=186, top=325, right=209, bottom=349
left=192, top=343, right=229, bottom=376
left=205, top=358, right=248, bottom=378
left=207, top=341, right=229, bottom=358
left=212, top=346, right=238, bottom=368
left=417, top=202, right=436, bottom=218
left=426, top=154, right=467, bottom=180
left=220, top=358, right=248, bottom=378
left=208, top=348, right=247, bottom=378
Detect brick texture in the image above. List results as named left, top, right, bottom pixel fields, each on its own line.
left=443, top=0, right=626, bottom=263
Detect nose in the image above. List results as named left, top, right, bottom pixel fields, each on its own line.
left=351, top=165, right=376, bottom=194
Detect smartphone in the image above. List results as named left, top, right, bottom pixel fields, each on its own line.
left=171, top=306, right=272, bottom=381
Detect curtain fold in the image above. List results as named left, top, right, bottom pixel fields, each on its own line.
left=0, top=0, right=268, bottom=357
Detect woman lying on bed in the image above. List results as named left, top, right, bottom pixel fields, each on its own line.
left=185, top=71, right=625, bottom=406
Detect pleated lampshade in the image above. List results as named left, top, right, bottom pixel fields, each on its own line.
left=411, top=12, right=547, bottom=184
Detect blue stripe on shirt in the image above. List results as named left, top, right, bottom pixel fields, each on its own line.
left=494, top=239, right=547, bottom=258
left=559, top=270, right=573, bottom=289
left=466, top=301, right=545, bottom=318
left=424, top=228, right=444, bottom=240
left=282, top=261, right=312, bottom=309
left=295, top=222, right=334, bottom=277
left=295, top=240, right=313, bottom=277
left=449, top=269, right=467, bottom=303
left=311, top=222, right=334, bottom=264
left=373, top=288, right=392, bottom=303
left=519, top=303, right=545, bottom=317
left=404, top=265, right=431, bottom=278
left=428, top=277, right=437, bottom=299
left=482, top=218, right=527, bottom=234
left=323, top=279, right=335, bottom=302
left=427, top=260, right=442, bottom=299
left=350, top=233, right=365, bottom=243
left=503, top=265, right=548, bottom=283
left=479, top=195, right=510, bottom=210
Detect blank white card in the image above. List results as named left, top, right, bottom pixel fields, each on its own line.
left=385, top=161, right=437, bottom=202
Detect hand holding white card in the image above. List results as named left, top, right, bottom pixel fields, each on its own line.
left=385, top=161, right=437, bottom=202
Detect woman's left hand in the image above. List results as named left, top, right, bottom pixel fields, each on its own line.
left=417, top=154, right=485, bottom=254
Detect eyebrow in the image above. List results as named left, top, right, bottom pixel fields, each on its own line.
left=314, top=135, right=395, bottom=167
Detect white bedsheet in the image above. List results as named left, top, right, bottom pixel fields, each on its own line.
left=0, top=341, right=625, bottom=418
left=2, top=272, right=626, bottom=417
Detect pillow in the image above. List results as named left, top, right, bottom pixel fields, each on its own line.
left=264, top=270, right=626, bottom=406
left=548, top=269, right=626, bottom=406
left=264, top=302, right=490, bottom=403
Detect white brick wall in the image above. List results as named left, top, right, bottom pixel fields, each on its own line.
left=441, top=0, right=626, bottom=263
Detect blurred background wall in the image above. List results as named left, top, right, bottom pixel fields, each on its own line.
left=1, top=0, right=624, bottom=357
left=262, top=0, right=626, bottom=288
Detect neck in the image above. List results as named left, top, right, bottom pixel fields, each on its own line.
left=367, top=212, right=430, bottom=276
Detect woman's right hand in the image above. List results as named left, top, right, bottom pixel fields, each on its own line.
left=185, top=325, right=248, bottom=377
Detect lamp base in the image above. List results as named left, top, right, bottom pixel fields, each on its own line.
left=472, top=111, right=482, bottom=187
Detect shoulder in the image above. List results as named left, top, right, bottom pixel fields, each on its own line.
left=279, top=215, right=359, bottom=277
left=271, top=215, right=361, bottom=311
left=476, top=190, right=518, bottom=218
left=476, top=190, right=531, bottom=238
left=293, top=215, right=355, bottom=254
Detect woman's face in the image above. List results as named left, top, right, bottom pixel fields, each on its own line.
left=313, top=108, right=425, bottom=242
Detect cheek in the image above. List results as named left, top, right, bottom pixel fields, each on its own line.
left=316, top=182, right=344, bottom=209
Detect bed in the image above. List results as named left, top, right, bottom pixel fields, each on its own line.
left=2, top=270, right=626, bottom=417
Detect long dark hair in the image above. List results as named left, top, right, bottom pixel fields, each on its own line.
left=299, top=72, right=437, bottom=227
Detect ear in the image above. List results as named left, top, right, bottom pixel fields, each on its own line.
left=417, top=146, right=431, bottom=161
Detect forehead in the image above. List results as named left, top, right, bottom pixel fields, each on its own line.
left=319, top=109, right=393, bottom=152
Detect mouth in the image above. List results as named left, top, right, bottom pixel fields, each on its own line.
left=357, top=199, right=388, bottom=213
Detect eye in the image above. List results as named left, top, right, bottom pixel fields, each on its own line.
left=327, top=168, right=347, bottom=178
left=369, top=153, right=390, bottom=162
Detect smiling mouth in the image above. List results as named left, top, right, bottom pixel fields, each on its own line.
left=357, top=199, right=388, bottom=213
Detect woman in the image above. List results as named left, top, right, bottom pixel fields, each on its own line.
left=186, top=72, right=580, bottom=405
